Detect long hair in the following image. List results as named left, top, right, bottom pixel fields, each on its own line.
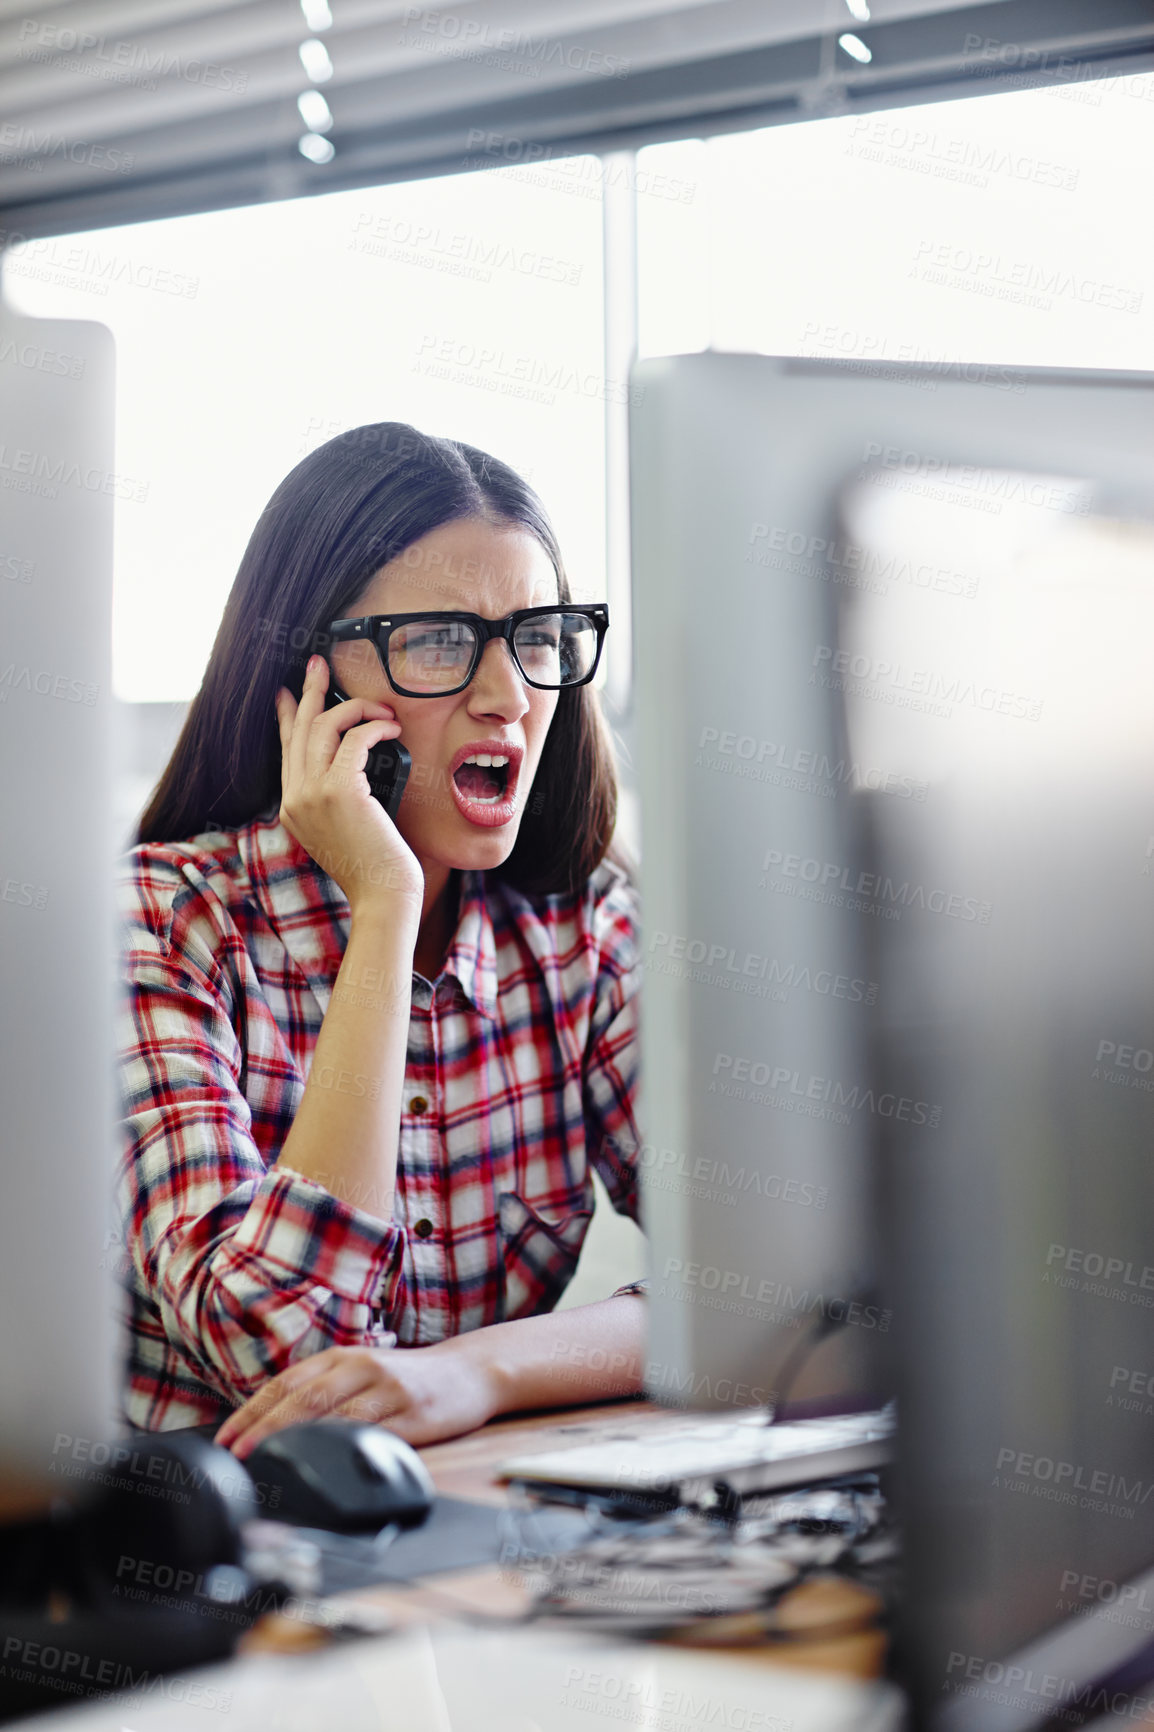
left=136, top=423, right=622, bottom=897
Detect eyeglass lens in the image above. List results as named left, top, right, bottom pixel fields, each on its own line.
left=389, top=612, right=598, bottom=691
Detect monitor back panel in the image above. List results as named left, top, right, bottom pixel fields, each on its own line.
left=0, top=300, right=119, bottom=1487
left=629, top=353, right=885, bottom=1414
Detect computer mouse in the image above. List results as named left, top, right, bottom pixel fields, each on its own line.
left=244, top=1421, right=435, bottom=1533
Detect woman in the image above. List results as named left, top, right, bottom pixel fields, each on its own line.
left=117, top=422, right=647, bottom=1460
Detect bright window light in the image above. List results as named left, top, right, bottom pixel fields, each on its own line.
left=637, top=75, right=1154, bottom=378
left=1, top=162, right=607, bottom=704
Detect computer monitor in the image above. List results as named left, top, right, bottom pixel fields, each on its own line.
left=628, top=352, right=888, bottom=1419
left=628, top=350, right=1154, bottom=1721
left=0, top=296, right=119, bottom=1508
left=834, top=375, right=1154, bottom=1727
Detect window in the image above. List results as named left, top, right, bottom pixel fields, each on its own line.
left=637, top=76, right=1154, bottom=370
left=4, top=162, right=609, bottom=704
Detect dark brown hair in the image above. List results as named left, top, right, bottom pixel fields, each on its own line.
left=136, top=423, right=624, bottom=897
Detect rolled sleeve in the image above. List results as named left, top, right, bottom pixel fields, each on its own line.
left=584, top=977, right=643, bottom=1222
left=582, top=860, right=647, bottom=1292
left=223, top=1164, right=409, bottom=1312
left=118, top=871, right=408, bottom=1412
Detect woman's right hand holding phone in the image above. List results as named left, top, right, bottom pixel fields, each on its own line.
left=271, top=652, right=420, bottom=1224
left=275, top=654, right=424, bottom=921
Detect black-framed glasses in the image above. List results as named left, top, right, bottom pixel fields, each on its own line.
left=325, top=603, right=609, bottom=698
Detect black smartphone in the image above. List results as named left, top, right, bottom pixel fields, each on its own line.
left=323, top=682, right=411, bottom=822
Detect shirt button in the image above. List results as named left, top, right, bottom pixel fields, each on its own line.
left=413, top=1218, right=434, bottom=1239
left=409, top=1095, right=429, bottom=1115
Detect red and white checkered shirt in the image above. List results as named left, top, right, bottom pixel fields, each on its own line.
left=115, top=810, right=646, bottom=1432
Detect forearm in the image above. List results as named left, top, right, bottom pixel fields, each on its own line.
left=275, top=900, right=419, bottom=1219
left=218, top=1293, right=650, bottom=1455
left=443, top=1293, right=648, bottom=1418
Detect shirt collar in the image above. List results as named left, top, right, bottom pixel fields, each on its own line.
left=443, top=866, right=499, bottom=1020
left=238, top=812, right=498, bottom=1020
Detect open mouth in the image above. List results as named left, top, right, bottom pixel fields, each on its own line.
left=452, top=753, right=512, bottom=805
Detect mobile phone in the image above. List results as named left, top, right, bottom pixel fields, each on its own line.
left=323, top=682, right=411, bottom=822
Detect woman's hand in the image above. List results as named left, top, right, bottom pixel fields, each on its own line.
left=215, top=1337, right=503, bottom=1458
left=215, top=1297, right=647, bottom=1459
left=275, top=653, right=425, bottom=920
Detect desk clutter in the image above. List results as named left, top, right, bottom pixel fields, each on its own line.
left=498, top=1475, right=897, bottom=1642
left=226, top=1471, right=897, bottom=1656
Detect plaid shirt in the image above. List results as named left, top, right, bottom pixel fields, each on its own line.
left=115, top=810, right=646, bottom=1432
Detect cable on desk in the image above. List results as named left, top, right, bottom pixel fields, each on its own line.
left=761, top=1295, right=886, bottom=1423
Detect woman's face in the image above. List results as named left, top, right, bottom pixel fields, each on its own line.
left=329, top=516, right=561, bottom=876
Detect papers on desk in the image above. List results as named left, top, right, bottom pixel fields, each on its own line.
left=500, top=1480, right=894, bottom=1630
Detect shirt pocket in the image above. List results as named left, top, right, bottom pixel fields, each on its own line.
left=497, top=1190, right=593, bottom=1319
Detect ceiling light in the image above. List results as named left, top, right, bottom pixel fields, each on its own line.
left=838, top=32, right=872, bottom=63
left=299, top=38, right=334, bottom=82
left=844, top=0, right=871, bottom=20
left=299, top=132, right=336, bottom=163
left=297, top=89, right=333, bottom=131
left=300, top=0, right=332, bottom=27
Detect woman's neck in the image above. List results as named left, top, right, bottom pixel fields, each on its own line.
left=413, top=865, right=460, bottom=982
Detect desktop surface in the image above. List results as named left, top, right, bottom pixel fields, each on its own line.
left=8, top=1401, right=905, bottom=1732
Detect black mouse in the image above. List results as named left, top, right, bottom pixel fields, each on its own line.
left=243, top=1421, right=435, bottom=1533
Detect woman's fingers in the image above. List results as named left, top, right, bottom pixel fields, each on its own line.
left=225, top=1378, right=345, bottom=1457
left=281, top=655, right=398, bottom=795
left=290, top=654, right=332, bottom=792
left=274, top=660, right=313, bottom=805
left=309, top=712, right=401, bottom=794
left=280, top=654, right=350, bottom=793
left=270, top=655, right=423, bottom=912
left=274, top=685, right=295, bottom=748
left=331, top=717, right=404, bottom=796
left=220, top=1350, right=398, bottom=1457
left=214, top=1340, right=502, bottom=1460
left=216, top=1348, right=339, bottom=1445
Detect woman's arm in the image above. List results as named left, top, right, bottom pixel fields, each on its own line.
left=116, top=882, right=420, bottom=1417
left=272, top=656, right=425, bottom=1222
left=273, top=895, right=418, bottom=1223
left=216, top=1292, right=648, bottom=1456
left=116, top=663, right=429, bottom=1421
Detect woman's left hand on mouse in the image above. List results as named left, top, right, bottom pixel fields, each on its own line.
left=215, top=1336, right=501, bottom=1458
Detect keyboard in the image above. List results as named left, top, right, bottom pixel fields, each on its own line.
left=499, top=1405, right=894, bottom=1505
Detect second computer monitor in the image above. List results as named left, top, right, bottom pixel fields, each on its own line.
left=629, top=348, right=1154, bottom=1724
left=628, top=352, right=886, bottom=1417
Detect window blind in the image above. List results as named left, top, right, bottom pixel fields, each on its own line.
left=1, top=0, right=1151, bottom=238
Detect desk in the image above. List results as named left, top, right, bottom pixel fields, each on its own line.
left=15, top=1402, right=908, bottom=1732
